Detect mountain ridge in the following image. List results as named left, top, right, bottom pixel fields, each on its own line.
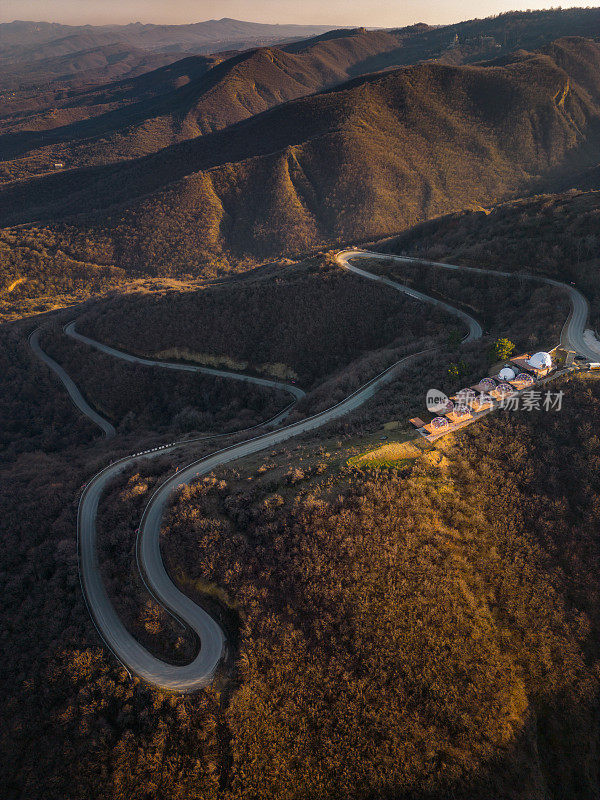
left=3, top=8, right=600, bottom=183
left=3, top=37, right=600, bottom=274
left=0, top=17, right=339, bottom=60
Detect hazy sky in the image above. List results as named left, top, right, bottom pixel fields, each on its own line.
left=1, top=0, right=598, bottom=27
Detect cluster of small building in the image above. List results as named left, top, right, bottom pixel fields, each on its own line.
left=410, top=350, right=559, bottom=442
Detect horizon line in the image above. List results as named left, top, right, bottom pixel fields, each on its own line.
left=0, top=7, right=576, bottom=29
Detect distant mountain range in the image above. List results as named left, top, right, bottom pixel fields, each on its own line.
left=3, top=9, right=600, bottom=279
left=0, top=43, right=184, bottom=91
left=0, top=18, right=339, bottom=61
left=0, top=28, right=409, bottom=166
left=4, top=6, right=600, bottom=93
left=3, top=7, right=600, bottom=175
left=3, top=35, right=600, bottom=275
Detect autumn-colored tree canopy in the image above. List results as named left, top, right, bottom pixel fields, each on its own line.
left=5, top=9, right=600, bottom=799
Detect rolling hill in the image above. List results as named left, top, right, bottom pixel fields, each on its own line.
left=3, top=7, right=600, bottom=180
left=0, top=18, right=339, bottom=125
left=0, top=51, right=221, bottom=141
left=0, top=43, right=185, bottom=91
left=377, top=185, right=600, bottom=326
left=0, top=18, right=337, bottom=60
left=0, top=28, right=412, bottom=172
left=2, top=37, right=600, bottom=275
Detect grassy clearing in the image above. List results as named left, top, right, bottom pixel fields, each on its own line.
left=348, top=436, right=426, bottom=469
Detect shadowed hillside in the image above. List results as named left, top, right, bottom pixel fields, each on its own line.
left=0, top=52, right=222, bottom=162
left=376, top=185, right=600, bottom=327
left=0, top=29, right=410, bottom=174
left=3, top=38, right=600, bottom=275
left=77, top=256, right=452, bottom=387
left=5, top=8, right=600, bottom=178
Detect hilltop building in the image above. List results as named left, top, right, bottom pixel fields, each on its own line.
left=413, top=348, right=558, bottom=442
left=498, top=366, right=517, bottom=381
left=510, top=351, right=553, bottom=378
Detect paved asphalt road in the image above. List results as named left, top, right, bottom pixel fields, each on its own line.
left=79, top=345, right=433, bottom=691
left=62, top=249, right=598, bottom=692
left=76, top=250, right=480, bottom=692
left=65, top=321, right=306, bottom=402
left=349, top=249, right=597, bottom=359
left=337, top=250, right=483, bottom=342
left=29, top=328, right=116, bottom=439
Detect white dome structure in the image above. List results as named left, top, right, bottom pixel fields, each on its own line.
left=528, top=351, right=552, bottom=370
left=498, top=367, right=516, bottom=381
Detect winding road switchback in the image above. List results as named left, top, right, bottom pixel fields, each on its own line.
left=40, top=248, right=598, bottom=692
left=79, top=345, right=431, bottom=690
left=29, top=328, right=116, bottom=439
left=348, top=249, right=597, bottom=360
left=76, top=248, right=482, bottom=691
left=337, top=250, right=483, bottom=342
left=65, top=321, right=305, bottom=403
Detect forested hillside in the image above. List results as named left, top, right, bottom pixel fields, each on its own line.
left=3, top=37, right=600, bottom=277
left=4, top=10, right=600, bottom=800
left=0, top=28, right=407, bottom=169
left=39, top=324, right=290, bottom=435
left=5, top=6, right=600, bottom=172
left=3, top=369, right=600, bottom=798
left=78, top=258, right=451, bottom=386
left=0, top=44, right=184, bottom=92
left=377, top=188, right=600, bottom=326
left=363, top=255, right=568, bottom=353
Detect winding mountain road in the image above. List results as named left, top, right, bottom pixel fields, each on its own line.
left=79, top=345, right=433, bottom=690
left=34, top=248, right=596, bottom=692
left=65, top=321, right=306, bottom=405
left=29, top=328, right=116, bottom=439
left=344, top=248, right=596, bottom=360
left=337, top=250, right=483, bottom=341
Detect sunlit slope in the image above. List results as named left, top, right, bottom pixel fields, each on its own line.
left=3, top=38, right=600, bottom=273
left=0, top=29, right=407, bottom=169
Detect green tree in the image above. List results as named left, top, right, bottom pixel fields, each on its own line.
left=447, top=329, right=462, bottom=349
